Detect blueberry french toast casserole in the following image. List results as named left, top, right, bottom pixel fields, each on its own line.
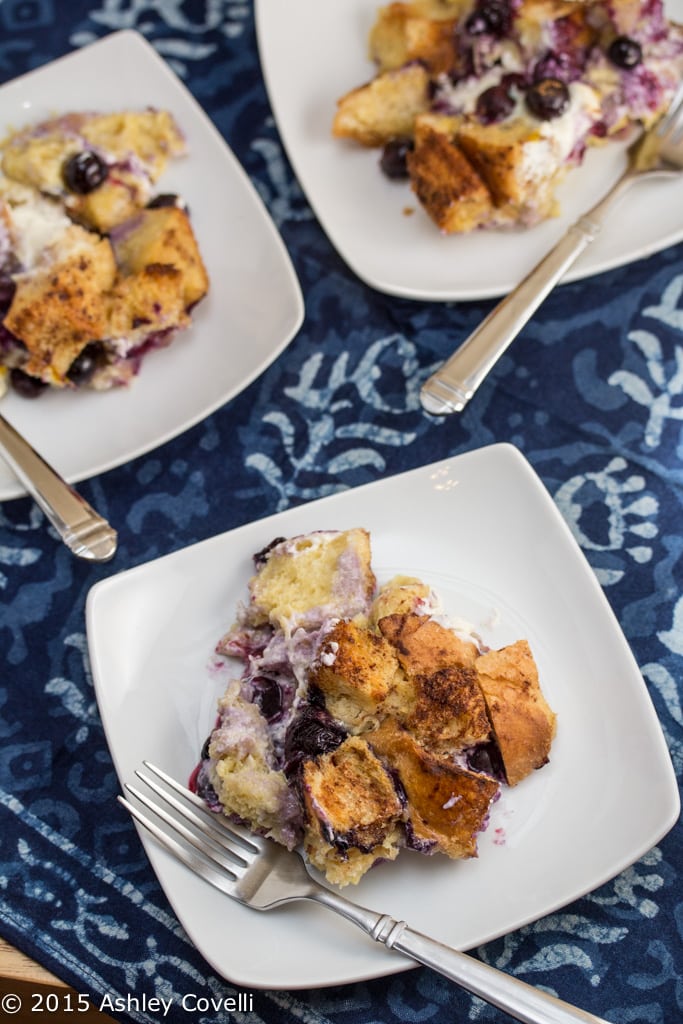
left=0, top=109, right=208, bottom=398
left=333, top=0, right=683, bottom=233
left=193, top=530, right=556, bottom=886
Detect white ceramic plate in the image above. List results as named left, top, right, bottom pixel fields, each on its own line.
left=87, top=443, right=679, bottom=990
left=255, top=0, right=683, bottom=302
left=0, top=30, right=304, bottom=501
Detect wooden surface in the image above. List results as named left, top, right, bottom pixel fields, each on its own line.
left=0, top=938, right=66, bottom=986
left=0, top=939, right=117, bottom=1022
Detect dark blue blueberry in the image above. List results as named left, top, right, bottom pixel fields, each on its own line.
left=62, top=150, right=108, bottom=194
left=0, top=275, right=16, bottom=313
left=467, top=741, right=506, bottom=781
left=284, top=703, right=346, bottom=775
left=380, top=139, right=414, bottom=180
left=251, top=676, right=284, bottom=722
left=608, top=35, right=643, bottom=70
left=526, top=77, right=570, bottom=120
left=9, top=368, right=48, bottom=398
left=66, top=341, right=107, bottom=385
left=465, top=1, right=512, bottom=38
left=476, top=83, right=515, bottom=124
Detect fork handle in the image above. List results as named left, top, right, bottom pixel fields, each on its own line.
left=0, top=411, right=117, bottom=562
left=419, top=170, right=635, bottom=416
left=312, top=889, right=609, bottom=1024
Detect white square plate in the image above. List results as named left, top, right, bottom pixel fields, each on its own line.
left=255, top=0, right=683, bottom=301
left=0, top=30, right=304, bottom=501
left=86, top=444, right=679, bottom=989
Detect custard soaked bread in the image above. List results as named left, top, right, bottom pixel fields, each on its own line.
left=0, top=109, right=208, bottom=397
left=333, top=0, right=683, bottom=232
left=1, top=109, right=186, bottom=232
left=194, top=529, right=557, bottom=886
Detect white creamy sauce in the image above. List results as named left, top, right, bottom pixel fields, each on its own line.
left=435, top=46, right=524, bottom=114
left=519, top=82, right=601, bottom=183
left=5, top=191, right=72, bottom=270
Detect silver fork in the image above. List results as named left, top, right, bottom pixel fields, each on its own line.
left=420, top=83, right=683, bottom=416
left=0, top=410, right=117, bottom=561
left=121, top=762, right=611, bottom=1024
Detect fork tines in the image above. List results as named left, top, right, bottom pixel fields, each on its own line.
left=119, top=761, right=259, bottom=893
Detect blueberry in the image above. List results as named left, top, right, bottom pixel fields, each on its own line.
left=283, top=702, right=346, bottom=774
left=251, top=676, right=283, bottom=722
left=62, top=150, right=108, bottom=194
left=380, top=139, right=414, bottom=180
left=467, top=741, right=505, bottom=780
left=465, top=1, right=511, bottom=37
left=0, top=275, right=16, bottom=313
left=464, top=11, right=490, bottom=35
left=476, top=83, right=515, bottom=124
left=608, top=35, right=643, bottom=70
left=66, top=341, right=107, bottom=385
left=526, top=77, right=571, bottom=120
left=9, top=368, right=48, bottom=398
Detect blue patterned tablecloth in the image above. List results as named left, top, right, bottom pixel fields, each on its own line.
left=0, top=2, right=681, bottom=1022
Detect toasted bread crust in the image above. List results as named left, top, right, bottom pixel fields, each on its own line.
left=3, top=205, right=207, bottom=385
left=369, top=3, right=459, bottom=73
left=312, top=619, right=401, bottom=729
left=407, top=118, right=496, bottom=232
left=5, top=230, right=116, bottom=381
left=476, top=639, right=557, bottom=786
left=301, top=736, right=403, bottom=884
left=111, top=206, right=209, bottom=308
left=333, top=63, right=430, bottom=146
left=378, top=610, right=479, bottom=671
left=369, top=718, right=498, bottom=858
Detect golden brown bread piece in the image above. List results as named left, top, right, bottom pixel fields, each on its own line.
left=333, top=62, right=430, bottom=146
left=401, top=664, right=493, bottom=751
left=407, top=116, right=497, bottom=232
left=368, top=575, right=435, bottom=625
left=311, top=619, right=402, bottom=731
left=111, top=206, right=209, bottom=309
left=378, top=611, right=479, bottom=671
left=475, top=639, right=557, bottom=786
left=301, top=736, right=403, bottom=885
left=369, top=718, right=499, bottom=858
left=455, top=117, right=564, bottom=221
left=241, top=529, right=376, bottom=632
left=4, top=229, right=116, bottom=382
left=105, top=263, right=190, bottom=344
left=378, top=612, right=490, bottom=751
left=3, top=205, right=207, bottom=386
left=369, top=2, right=459, bottom=73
